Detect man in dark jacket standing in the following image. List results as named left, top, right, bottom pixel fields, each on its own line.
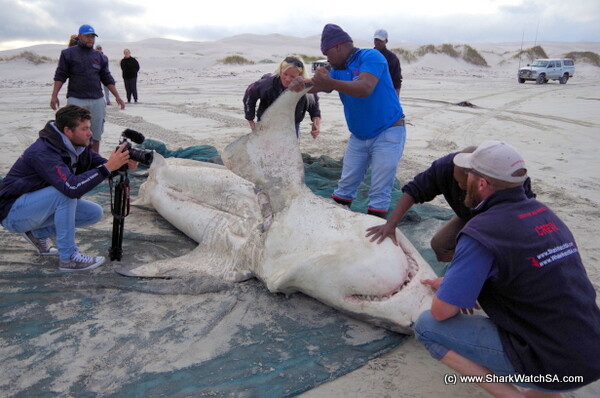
left=51, top=24, right=125, bottom=153
left=0, top=105, right=134, bottom=271
left=373, top=29, right=403, bottom=96
left=120, top=49, right=140, bottom=103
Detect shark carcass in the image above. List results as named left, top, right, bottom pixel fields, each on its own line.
left=124, top=88, right=437, bottom=334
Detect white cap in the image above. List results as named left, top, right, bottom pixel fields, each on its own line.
left=453, top=140, right=528, bottom=183
left=374, top=29, right=388, bottom=41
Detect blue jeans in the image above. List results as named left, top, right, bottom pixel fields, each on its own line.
left=1, top=186, right=103, bottom=262
left=333, top=125, right=406, bottom=211
left=414, top=311, right=572, bottom=392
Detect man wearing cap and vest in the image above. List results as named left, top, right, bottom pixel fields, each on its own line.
left=414, top=141, right=600, bottom=397
left=50, top=24, right=125, bottom=153
left=373, top=29, right=402, bottom=96
left=290, top=23, right=405, bottom=219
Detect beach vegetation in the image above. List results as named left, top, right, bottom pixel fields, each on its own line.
left=219, top=55, right=255, bottom=65
left=298, top=54, right=322, bottom=62
left=0, top=51, right=53, bottom=65
left=440, top=44, right=460, bottom=58
left=463, top=45, right=488, bottom=66
left=563, top=51, right=600, bottom=67
left=401, top=44, right=488, bottom=66
left=416, top=44, right=437, bottom=57
left=391, top=48, right=418, bottom=63
left=513, top=46, right=548, bottom=62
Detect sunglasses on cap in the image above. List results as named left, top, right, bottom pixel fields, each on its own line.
left=284, top=57, right=303, bottom=69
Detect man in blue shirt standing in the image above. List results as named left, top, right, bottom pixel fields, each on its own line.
left=291, top=24, right=406, bottom=219
left=414, top=141, right=600, bottom=397
left=50, top=24, right=125, bottom=153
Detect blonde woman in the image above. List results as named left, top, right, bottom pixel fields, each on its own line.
left=243, top=55, right=321, bottom=138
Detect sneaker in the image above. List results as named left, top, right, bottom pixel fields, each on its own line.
left=21, top=231, right=58, bottom=256
left=59, top=251, right=105, bottom=272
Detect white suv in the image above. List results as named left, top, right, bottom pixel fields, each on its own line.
left=518, top=58, right=575, bottom=84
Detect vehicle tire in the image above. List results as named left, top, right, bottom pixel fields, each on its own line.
left=559, top=74, right=569, bottom=84
left=536, top=74, right=546, bottom=84
left=518, top=78, right=525, bottom=84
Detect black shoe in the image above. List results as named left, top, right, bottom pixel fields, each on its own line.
left=367, top=209, right=388, bottom=219
left=332, top=195, right=352, bottom=208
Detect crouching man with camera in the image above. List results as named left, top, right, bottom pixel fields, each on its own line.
left=0, top=105, right=137, bottom=272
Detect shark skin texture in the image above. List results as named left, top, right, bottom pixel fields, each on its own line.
left=124, top=88, right=437, bottom=334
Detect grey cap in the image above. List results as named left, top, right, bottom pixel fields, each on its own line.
left=374, top=29, right=388, bottom=41
left=453, top=140, right=528, bottom=183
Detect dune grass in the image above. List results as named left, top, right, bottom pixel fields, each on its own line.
left=512, top=46, right=548, bottom=62
left=564, top=51, right=600, bottom=67
left=394, top=44, right=488, bottom=66
left=219, top=55, right=255, bottom=65
left=0, top=51, right=54, bottom=65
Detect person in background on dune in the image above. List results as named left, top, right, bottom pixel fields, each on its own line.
left=373, top=29, right=402, bottom=96
left=51, top=24, right=125, bottom=153
left=67, top=34, right=78, bottom=47
left=289, top=24, right=405, bottom=219
left=414, top=140, right=600, bottom=397
left=120, top=49, right=140, bottom=104
left=365, top=146, right=535, bottom=262
left=243, top=54, right=321, bottom=139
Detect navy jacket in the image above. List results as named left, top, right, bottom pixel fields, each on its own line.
left=54, top=42, right=116, bottom=100
left=243, top=74, right=321, bottom=124
left=461, top=187, right=600, bottom=390
left=376, top=47, right=402, bottom=90
left=402, top=152, right=535, bottom=221
left=0, top=122, right=110, bottom=221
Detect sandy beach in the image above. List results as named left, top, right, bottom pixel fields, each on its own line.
left=1, top=34, right=599, bottom=397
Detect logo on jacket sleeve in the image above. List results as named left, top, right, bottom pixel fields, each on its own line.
left=55, top=165, right=68, bottom=182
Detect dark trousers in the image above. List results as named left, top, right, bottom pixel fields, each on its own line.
left=124, top=78, right=138, bottom=102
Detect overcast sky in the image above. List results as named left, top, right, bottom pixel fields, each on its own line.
left=0, top=0, right=598, bottom=51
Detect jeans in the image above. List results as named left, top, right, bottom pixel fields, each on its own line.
left=333, top=125, right=406, bottom=211
left=414, top=311, right=572, bottom=392
left=1, top=186, right=103, bottom=262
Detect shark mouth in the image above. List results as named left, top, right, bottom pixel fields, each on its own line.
left=346, top=249, right=419, bottom=303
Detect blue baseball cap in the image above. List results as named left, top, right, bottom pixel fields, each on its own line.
left=78, top=24, right=98, bottom=36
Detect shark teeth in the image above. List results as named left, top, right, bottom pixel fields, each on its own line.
left=346, top=253, right=418, bottom=303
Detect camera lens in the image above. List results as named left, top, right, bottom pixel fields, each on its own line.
left=129, top=147, right=154, bottom=166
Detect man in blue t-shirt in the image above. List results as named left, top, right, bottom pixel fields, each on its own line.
left=414, top=140, right=600, bottom=396
left=290, top=24, right=406, bottom=219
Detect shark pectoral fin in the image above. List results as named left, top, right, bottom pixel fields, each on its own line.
left=113, top=242, right=258, bottom=284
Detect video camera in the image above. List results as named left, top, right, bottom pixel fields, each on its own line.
left=109, top=129, right=154, bottom=261
left=118, top=128, right=154, bottom=167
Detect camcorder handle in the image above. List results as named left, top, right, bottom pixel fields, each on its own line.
left=108, top=167, right=131, bottom=261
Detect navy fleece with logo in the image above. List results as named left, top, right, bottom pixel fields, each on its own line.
left=439, top=186, right=600, bottom=390
left=0, top=122, right=110, bottom=221
left=54, top=42, right=116, bottom=100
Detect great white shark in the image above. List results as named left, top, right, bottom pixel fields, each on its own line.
left=123, top=87, right=437, bottom=334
